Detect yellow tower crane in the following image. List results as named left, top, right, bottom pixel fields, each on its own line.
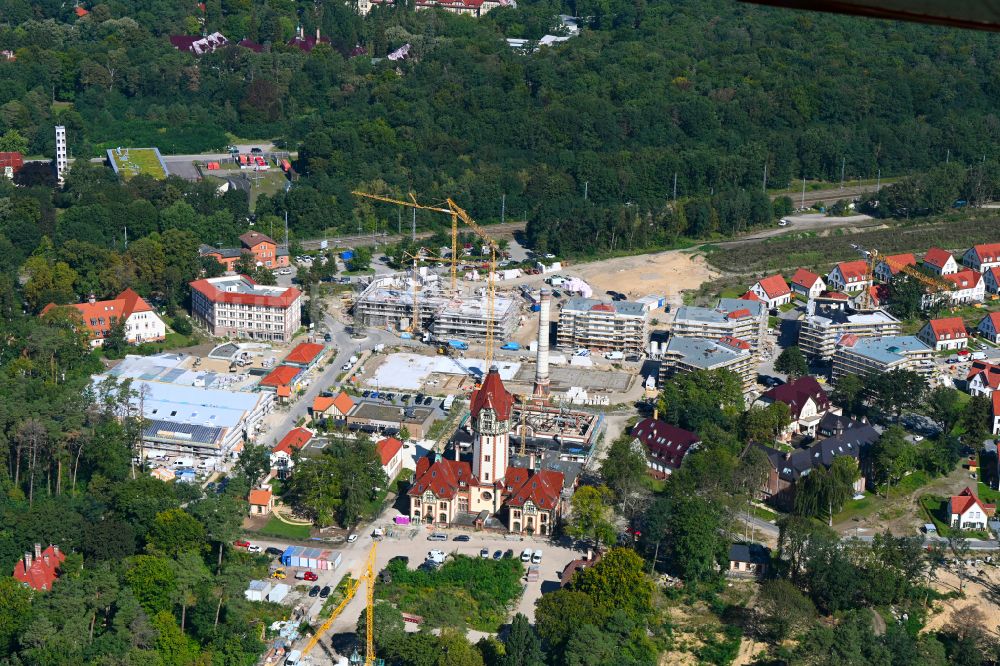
left=298, top=542, right=379, bottom=666
left=852, top=243, right=954, bottom=310
left=353, top=192, right=503, bottom=366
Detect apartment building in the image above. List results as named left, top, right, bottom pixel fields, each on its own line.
left=41, top=288, right=165, bottom=347
left=670, top=298, right=768, bottom=351
left=190, top=275, right=302, bottom=342
left=832, top=335, right=934, bottom=382
left=557, top=298, right=648, bottom=353
left=658, top=335, right=756, bottom=392
left=798, top=301, right=901, bottom=360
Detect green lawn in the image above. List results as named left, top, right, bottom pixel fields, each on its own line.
left=257, top=516, right=312, bottom=541
left=110, top=147, right=167, bottom=180
left=750, top=505, right=778, bottom=522
left=834, top=494, right=877, bottom=523
left=978, top=482, right=1000, bottom=503
left=376, top=555, right=524, bottom=631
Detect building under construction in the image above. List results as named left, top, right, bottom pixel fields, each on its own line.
left=352, top=273, right=519, bottom=341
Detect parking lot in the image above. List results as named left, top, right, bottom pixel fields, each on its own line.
left=246, top=525, right=587, bottom=657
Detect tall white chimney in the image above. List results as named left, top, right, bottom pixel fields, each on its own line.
left=533, top=289, right=551, bottom=397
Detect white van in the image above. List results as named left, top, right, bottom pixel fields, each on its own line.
left=971, top=351, right=988, bottom=361
left=520, top=548, right=533, bottom=562
left=427, top=550, right=446, bottom=564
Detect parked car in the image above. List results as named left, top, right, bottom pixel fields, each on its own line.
left=503, top=549, right=514, bottom=559
left=453, top=535, right=471, bottom=542
left=247, top=544, right=262, bottom=553
left=324, top=333, right=332, bottom=342
left=520, top=549, right=533, bottom=562
left=278, top=268, right=292, bottom=275
left=428, top=532, right=448, bottom=541
left=265, top=547, right=283, bottom=557
left=303, top=571, right=318, bottom=581
left=480, top=548, right=490, bottom=559
left=234, top=539, right=250, bottom=549
left=531, top=550, right=543, bottom=564
left=347, top=534, right=358, bottom=543
left=271, top=569, right=286, bottom=580
left=493, top=550, right=503, bottom=560
left=319, top=586, right=331, bottom=599
left=423, top=396, right=433, bottom=406
left=308, top=585, right=321, bottom=597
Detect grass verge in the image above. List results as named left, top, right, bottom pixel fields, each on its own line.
left=257, top=516, right=312, bottom=541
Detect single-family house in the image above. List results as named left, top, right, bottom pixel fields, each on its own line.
left=923, top=247, right=959, bottom=275
left=630, top=418, right=701, bottom=478
left=248, top=488, right=274, bottom=516
left=963, top=243, right=1000, bottom=272
left=978, top=312, right=1000, bottom=344
left=948, top=487, right=995, bottom=530
left=270, top=427, right=313, bottom=479
left=827, top=260, right=871, bottom=293
left=966, top=360, right=1000, bottom=398
left=748, top=275, right=792, bottom=309
left=13, top=544, right=65, bottom=591
left=850, top=284, right=889, bottom=310
left=917, top=317, right=968, bottom=351
left=984, top=267, right=1000, bottom=295
left=942, top=269, right=985, bottom=304
left=727, top=543, right=770, bottom=579
left=312, top=391, right=355, bottom=423
left=874, top=253, right=917, bottom=283
left=41, top=288, right=166, bottom=347
left=377, top=437, right=404, bottom=481
left=790, top=269, right=826, bottom=300
left=752, top=376, right=839, bottom=439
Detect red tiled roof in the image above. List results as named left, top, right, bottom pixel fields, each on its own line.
left=40, top=288, right=156, bottom=341
left=590, top=302, right=616, bottom=312
left=276, top=385, right=291, bottom=398
left=285, top=342, right=324, bottom=365
left=312, top=392, right=355, bottom=416
left=944, top=269, right=982, bottom=289
left=950, top=486, right=995, bottom=517
left=837, top=333, right=860, bottom=347
left=240, top=231, right=276, bottom=248
left=993, top=390, right=1000, bottom=420
left=409, top=456, right=476, bottom=499
left=273, top=427, right=312, bottom=455
left=834, top=260, right=869, bottom=281
left=631, top=418, right=700, bottom=470
left=313, top=395, right=335, bottom=413
left=739, top=290, right=763, bottom=302
left=189, top=278, right=301, bottom=308
left=761, top=376, right=830, bottom=420
left=927, top=317, right=966, bottom=340
left=818, top=290, right=849, bottom=300
left=718, top=336, right=750, bottom=350
left=503, top=467, right=564, bottom=510
left=754, top=274, right=790, bottom=299
left=880, top=253, right=917, bottom=274
left=923, top=247, right=953, bottom=268
left=12, top=545, right=65, bottom=591
left=74, top=6, right=88, bottom=16
left=470, top=368, right=514, bottom=421
left=249, top=488, right=272, bottom=505
left=966, top=360, right=1000, bottom=390
left=261, top=365, right=300, bottom=387
left=864, top=284, right=890, bottom=306
left=790, top=268, right=821, bottom=289
left=377, top=437, right=403, bottom=466
left=727, top=308, right=751, bottom=319
left=988, top=267, right=1000, bottom=285
left=971, top=243, right=1000, bottom=264
left=981, top=312, right=1000, bottom=333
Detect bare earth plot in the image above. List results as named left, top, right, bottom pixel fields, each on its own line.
left=570, top=249, right=719, bottom=303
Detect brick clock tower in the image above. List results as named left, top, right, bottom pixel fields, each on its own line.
left=470, top=367, right=514, bottom=512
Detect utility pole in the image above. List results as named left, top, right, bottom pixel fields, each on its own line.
left=801, top=176, right=806, bottom=209
left=583, top=181, right=588, bottom=201
left=840, top=157, right=846, bottom=189
left=672, top=172, right=677, bottom=202
left=946, top=148, right=950, bottom=164
left=501, top=194, right=506, bottom=224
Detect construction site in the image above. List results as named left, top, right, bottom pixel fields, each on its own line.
left=352, top=271, right=520, bottom=342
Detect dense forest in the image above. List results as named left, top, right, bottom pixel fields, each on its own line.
left=4, top=0, right=1000, bottom=253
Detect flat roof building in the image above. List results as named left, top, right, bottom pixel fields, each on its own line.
left=658, top=335, right=756, bottom=392
left=556, top=298, right=648, bottom=353
left=798, top=301, right=901, bottom=360
left=671, top=298, right=767, bottom=351
left=832, top=335, right=934, bottom=382
left=190, top=275, right=302, bottom=343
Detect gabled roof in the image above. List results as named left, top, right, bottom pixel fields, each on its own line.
left=926, top=317, right=966, bottom=340
left=718, top=335, right=751, bottom=351
left=260, top=365, right=301, bottom=387
left=832, top=260, right=869, bottom=280
left=503, top=467, right=564, bottom=510
left=249, top=488, right=272, bottom=505
left=40, top=289, right=157, bottom=340
left=970, top=243, right=1000, bottom=263
left=790, top=268, right=822, bottom=289
left=988, top=267, right=1000, bottom=285
left=285, top=342, right=325, bottom=365
left=878, top=253, right=917, bottom=274
left=944, top=269, right=983, bottom=289
left=753, top=274, right=791, bottom=299
left=727, top=308, right=751, bottom=319
left=739, top=290, right=763, bottom=302
left=376, top=437, right=403, bottom=466
left=967, top=360, right=1000, bottom=390
left=757, top=424, right=877, bottom=482
left=729, top=543, right=770, bottom=564
left=923, top=247, right=954, bottom=268
left=979, top=312, right=1000, bottom=332
left=273, top=427, right=312, bottom=455
left=74, top=6, right=88, bottom=16
left=190, top=277, right=301, bottom=308
left=760, top=376, right=830, bottom=420
left=12, top=545, right=65, bottom=591
left=240, top=231, right=276, bottom=248
left=950, top=486, right=995, bottom=516
left=470, top=367, right=514, bottom=421
left=409, top=456, right=476, bottom=499
left=992, top=390, right=1000, bottom=420
left=631, top=418, right=700, bottom=470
